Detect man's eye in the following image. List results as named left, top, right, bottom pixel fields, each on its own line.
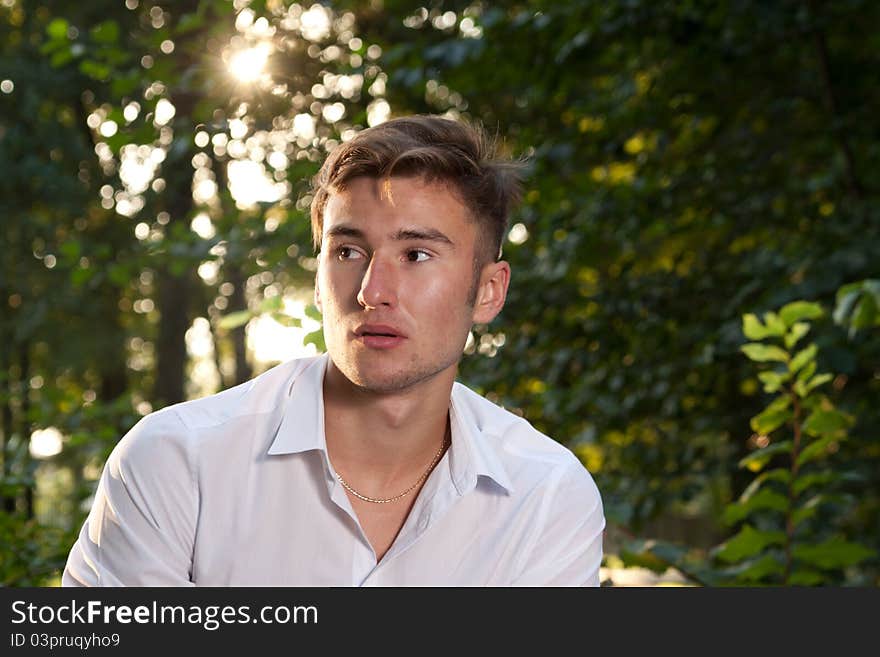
left=406, top=249, right=431, bottom=263
left=337, top=246, right=363, bottom=260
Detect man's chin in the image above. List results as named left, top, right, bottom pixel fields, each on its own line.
left=341, top=364, right=455, bottom=396
left=347, top=373, right=430, bottom=395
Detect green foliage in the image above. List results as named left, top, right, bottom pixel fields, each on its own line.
left=834, top=280, right=880, bottom=337
left=302, top=304, right=327, bottom=352
left=629, top=295, right=876, bottom=584
left=3, top=0, right=879, bottom=587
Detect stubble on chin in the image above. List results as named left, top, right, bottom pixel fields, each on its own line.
left=331, top=350, right=462, bottom=396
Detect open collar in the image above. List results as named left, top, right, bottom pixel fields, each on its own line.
left=449, top=382, right=514, bottom=496
left=268, top=353, right=329, bottom=456
left=268, top=353, right=514, bottom=495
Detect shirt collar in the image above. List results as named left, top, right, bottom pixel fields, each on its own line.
left=268, top=353, right=514, bottom=495
left=449, top=383, right=515, bottom=496
left=268, top=353, right=329, bottom=456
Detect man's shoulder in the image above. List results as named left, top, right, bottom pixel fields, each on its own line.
left=453, top=382, right=601, bottom=514
left=452, top=382, right=583, bottom=470
left=121, top=355, right=320, bottom=449
left=165, top=355, right=319, bottom=430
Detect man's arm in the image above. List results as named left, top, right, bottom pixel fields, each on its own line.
left=62, top=409, right=198, bottom=586
left=510, top=461, right=605, bottom=587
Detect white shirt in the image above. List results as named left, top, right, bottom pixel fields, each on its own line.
left=62, top=354, right=605, bottom=587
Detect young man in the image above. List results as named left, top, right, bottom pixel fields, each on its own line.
left=63, top=115, right=605, bottom=586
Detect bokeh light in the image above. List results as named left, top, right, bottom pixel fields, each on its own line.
left=29, top=428, right=63, bottom=459
left=229, top=43, right=272, bottom=83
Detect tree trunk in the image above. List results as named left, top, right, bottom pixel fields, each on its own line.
left=154, top=266, right=191, bottom=407
left=99, top=290, right=128, bottom=403
left=1, top=329, right=14, bottom=514
left=19, top=343, right=34, bottom=520
left=226, top=264, right=252, bottom=386
left=153, top=134, right=196, bottom=407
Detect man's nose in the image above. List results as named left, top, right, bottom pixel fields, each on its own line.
left=357, top=255, right=398, bottom=309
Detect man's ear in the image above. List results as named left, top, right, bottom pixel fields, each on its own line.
left=471, top=260, right=510, bottom=325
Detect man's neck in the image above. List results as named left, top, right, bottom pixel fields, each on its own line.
left=321, top=359, right=455, bottom=484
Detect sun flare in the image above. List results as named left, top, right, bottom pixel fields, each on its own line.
left=228, top=43, right=271, bottom=83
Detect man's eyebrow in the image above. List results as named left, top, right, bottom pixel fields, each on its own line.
left=323, top=225, right=365, bottom=240
left=393, top=228, right=455, bottom=246
left=324, top=224, right=455, bottom=247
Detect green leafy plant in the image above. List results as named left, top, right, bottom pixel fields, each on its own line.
left=710, top=300, right=875, bottom=583
left=619, top=298, right=876, bottom=585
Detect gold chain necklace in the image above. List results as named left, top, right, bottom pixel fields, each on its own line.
left=336, top=434, right=449, bottom=504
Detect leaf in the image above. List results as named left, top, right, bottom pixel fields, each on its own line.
left=788, top=569, right=825, bottom=585
left=714, top=525, right=786, bottom=563
left=743, top=314, right=776, bottom=340
left=741, top=343, right=789, bottom=363
left=641, top=540, right=692, bottom=570
left=47, top=18, right=69, bottom=40
left=260, top=295, right=283, bottom=312
left=795, top=360, right=817, bottom=383
left=218, top=310, right=252, bottom=330
left=833, top=281, right=880, bottom=336
left=70, top=268, right=93, bottom=287
left=723, top=488, right=789, bottom=524
left=619, top=540, right=673, bottom=574
left=757, top=370, right=788, bottom=393
left=50, top=49, right=74, bottom=68
left=779, top=301, right=824, bottom=327
left=761, top=394, right=791, bottom=415
left=739, top=441, right=791, bottom=471
left=788, top=343, right=817, bottom=375
left=794, top=373, right=833, bottom=397
left=784, top=322, right=810, bottom=349
left=802, top=408, right=851, bottom=438
left=832, top=290, right=859, bottom=326
left=724, top=554, right=784, bottom=583
left=762, top=312, right=787, bottom=336
left=90, top=20, right=120, bottom=45
left=793, top=471, right=835, bottom=497
left=740, top=468, right=790, bottom=501
left=796, top=435, right=843, bottom=468
left=304, top=304, right=323, bottom=321
left=303, top=329, right=325, bottom=351
left=59, top=240, right=81, bottom=259
left=750, top=401, right=792, bottom=435
left=851, top=294, right=877, bottom=331
left=79, top=59, right=111, bottom=81
left=270, top=313, right=302, bottom=328
left=792, top=537, right=876, bottom=570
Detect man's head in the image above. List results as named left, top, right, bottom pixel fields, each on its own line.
left=310, top=115, right=524, bottom=267
left=310, top=115, right=524, bottom=394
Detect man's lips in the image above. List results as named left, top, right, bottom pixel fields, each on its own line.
left=354, top=324, right=407, bottom=338
left=354, top=324, right=407, bottom=349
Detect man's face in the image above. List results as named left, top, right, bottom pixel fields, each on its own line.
left=315, top=175, right=508, bottom=394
